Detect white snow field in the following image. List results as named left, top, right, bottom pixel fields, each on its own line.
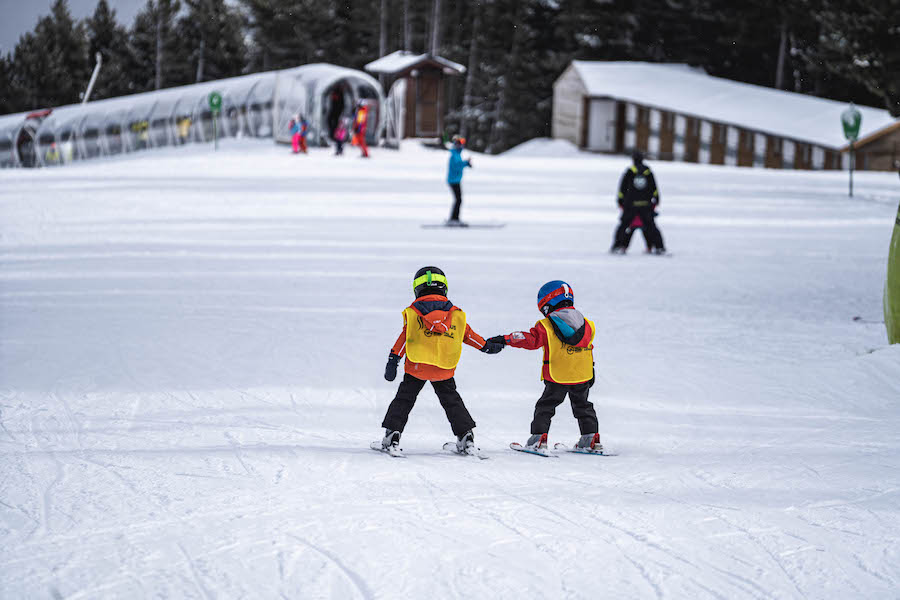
left=1, top=138, right=899, bottom=599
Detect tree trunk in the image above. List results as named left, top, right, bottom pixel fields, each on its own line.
left=378, top=0, right=388, bottom=88
left=195, top=29, right=205, bottom=83
left=775, top=18, right=788, bottom=90
left=446, top=0, right=464, bottom=119
left=489, top=3, right=523, bottom=153
left=460, top=2, right=481, bottom=139
left=430, top=0, right=442, bottom=55
left=380, top=0, right=388, bottom=57
left=403, top=0, right=411, bottom=52
left=154, top=4, right=163, bottom=90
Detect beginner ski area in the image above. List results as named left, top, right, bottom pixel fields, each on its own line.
left=1, top=139, right=899, bottom=599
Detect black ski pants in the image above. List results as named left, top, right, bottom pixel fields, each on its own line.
left=613, top=205, right=664, bottom=251
left=531, top=381, right=598, bottom=435
left=449, top=183, right=463, bottom=221
left=382, top=374, right=476, bottom=437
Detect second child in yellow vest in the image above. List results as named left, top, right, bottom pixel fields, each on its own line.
left=378, top=266, right=504, bottom=455
left=487, top=280, right=603, bottom=453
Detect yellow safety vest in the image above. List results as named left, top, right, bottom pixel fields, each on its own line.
left=404, top=307, right=467, bottom=369
left=540, top=317, right=595, bottom=384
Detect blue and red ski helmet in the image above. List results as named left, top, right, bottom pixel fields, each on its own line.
left=537, top=280, right=574, bottom=316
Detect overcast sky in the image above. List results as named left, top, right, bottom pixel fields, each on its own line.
left=1, top=0, right=151, bottom=54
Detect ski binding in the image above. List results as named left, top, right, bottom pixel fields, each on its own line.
left=552, top=442, right=614, bottom=456
left=509, top=442, right=557, bottom=458
left=443, top=441, right=489, bottom=460
left=370, top=440, right=406, bottom=458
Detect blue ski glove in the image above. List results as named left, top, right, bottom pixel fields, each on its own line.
left=384, top=353, right=401, bottom=381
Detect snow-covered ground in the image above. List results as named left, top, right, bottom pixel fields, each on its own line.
left=1, top=138, right=899, bottom=599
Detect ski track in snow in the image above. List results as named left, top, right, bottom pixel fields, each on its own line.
left=1, top=138, right=899, bottom=598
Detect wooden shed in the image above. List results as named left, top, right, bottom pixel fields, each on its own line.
left=365, top=51, right=465, bottom=139
left=846, top=121, right=900, bottom=171
left=552, top=61, right=899, bottom=171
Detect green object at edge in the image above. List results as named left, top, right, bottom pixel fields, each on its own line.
left=886, top=200, right=900, bottom=344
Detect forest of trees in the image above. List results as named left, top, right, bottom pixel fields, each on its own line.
left=1, top=0, right=898, bottom=153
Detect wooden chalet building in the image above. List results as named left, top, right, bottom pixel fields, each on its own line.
left=553, top=61, right=900, bottom=171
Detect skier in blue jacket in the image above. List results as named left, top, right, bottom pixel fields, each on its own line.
left=446, top=135, right=472, bottom=225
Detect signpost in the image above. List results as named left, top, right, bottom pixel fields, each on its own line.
left=841, top=103, right=861, bottom=197
left=208, top=91, right=222, bottom=151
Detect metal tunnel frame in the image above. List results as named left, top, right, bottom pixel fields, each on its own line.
left=0, top=63, right=385, bottom=168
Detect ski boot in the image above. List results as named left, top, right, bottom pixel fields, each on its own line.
left=510, top=433, right=551, bottom=456
left=575, top=433, right=603, bottom=453
left=456, top=430, right=475, bottom=453
left=446, top=430, right=487, bottom=459
left=526, top=433, right=548, bottom=450
left=371, top=429, right=404, bottom=457
left=382, top=429, right=401, bottom=450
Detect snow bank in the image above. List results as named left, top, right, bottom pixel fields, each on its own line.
left=502, top=137, right=582, bottom=157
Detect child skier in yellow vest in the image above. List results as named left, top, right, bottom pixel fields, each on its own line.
left=488, top=280, right=603, bottom=454
left=376, top=266, right=503, bottom=456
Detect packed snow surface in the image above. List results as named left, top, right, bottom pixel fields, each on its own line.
left=1, top=138, right=899, bottom=599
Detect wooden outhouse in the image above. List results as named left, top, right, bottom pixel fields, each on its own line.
left=365, top=51, right=465, bottom=139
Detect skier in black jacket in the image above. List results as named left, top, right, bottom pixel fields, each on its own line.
left=611, top=151, right=666, bottom=254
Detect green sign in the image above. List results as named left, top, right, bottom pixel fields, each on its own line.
left=208, top=91, right=223, bottom=113
left=841, top=103, right=862, bottom=141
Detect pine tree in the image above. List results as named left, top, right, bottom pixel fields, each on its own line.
left=241, top=0, right=314, bottom=70
left=7, top=0, right=90, bottom=110
left=85, top=0, right=133, bottom=99
left=811, top=0, right=900, bottom=115
left=127, top=0, right=181, bottom=92
left=174, top=0, right=247, bottom=84
left=0, top=54, right=14, bottom=114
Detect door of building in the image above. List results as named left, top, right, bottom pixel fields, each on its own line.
left=587, top=99, right=616, bottom=151
left=416, top=74, right=440, bottom=137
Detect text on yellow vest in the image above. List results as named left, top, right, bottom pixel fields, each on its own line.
left=539, top=317, right=595, bottom=384
left=404, top=307, right=467, bottom=369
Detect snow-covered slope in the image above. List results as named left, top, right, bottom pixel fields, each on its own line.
left=1, top=139, right=899, bottom=598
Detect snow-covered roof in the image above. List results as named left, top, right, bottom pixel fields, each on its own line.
left=569, top=61, right=897, bottom=149
left=365, top=51, right=465, bottom=75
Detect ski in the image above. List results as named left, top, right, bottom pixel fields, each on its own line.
left=421, top=222, right=506, bottom=229
left=509, top=442, right=557, bottom=458
left=443, top=442, right=489, bottom=460
left=552, top=442, right=616, bottom=456
left=370, top=441, right=406, bottom=458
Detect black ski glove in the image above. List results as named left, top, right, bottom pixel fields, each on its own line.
left=486, top=335, right=507, bottom=347
left=481, top=339, right=504, bottom=354
left=384, top=353, right=401, bottom=381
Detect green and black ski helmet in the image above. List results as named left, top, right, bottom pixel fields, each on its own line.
left=413, top=266, right=448, bottom=298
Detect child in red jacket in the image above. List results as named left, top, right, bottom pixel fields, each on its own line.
left=488, top=280, right=602, bottom=453
left=377, top=266, right=503, bottom=455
